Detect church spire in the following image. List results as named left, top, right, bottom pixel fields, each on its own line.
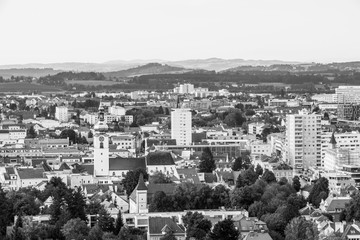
left=330, top=131, right=337, bottom=149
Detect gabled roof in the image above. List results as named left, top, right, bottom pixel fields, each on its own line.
left=59, top=162, right=71, bottom=171
left=299, top=204, right=316, bottom=216
left=17, top=168, right=45, bottom=179
left=204, top=173, right=217, bottom=183
left=146, top=152, right=175, bottom=166
left=177, top=168, right=201, bottom=184
left=129, top=174, right=147, bottom=202
left=326, top=197, right=351, bottom=212
left=147, top=183, right=177, bottom=196
left=148, top=217, right=185, bottom=235
left=342, top=224, right=360, bottom=239
left=109, top=157, right=146, bottom=171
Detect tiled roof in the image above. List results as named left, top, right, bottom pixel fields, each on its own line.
left=109, top=157, right=146, bottom=171
left=17, top=168, right=45, bottom=179
left=148, top=217, right=185, bottom=235
left=146, top=152, right=175, bottom=166
left=147, top=183, right=177, bottom=196
left=177, top=168, right=201, bottom=184
left=326, top=197, right=351, bottom=212
left=204, top=173, right=217, bottom=183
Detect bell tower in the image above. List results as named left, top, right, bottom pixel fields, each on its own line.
left=93, top=133, right=109, bottom=177
left=93, top=108, right=110, bottom=177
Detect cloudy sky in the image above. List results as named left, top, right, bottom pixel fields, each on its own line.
left=0, top=0, right=359, bottom=65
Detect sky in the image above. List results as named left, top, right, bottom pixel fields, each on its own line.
left=0, top=0, right=359, bottom=65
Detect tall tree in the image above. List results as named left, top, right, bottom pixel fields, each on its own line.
left=261, top=169, right=277, bottom=184
left=66, top=187, right=87, bottom=221
left=198, top=147, right=216, bottom=173
left=236, top=166, right=258, bottom=188
left=307, top=177, right=329, bottom=207
left=284, top=217, right=319, bottom=240
left=255, top=164, right=264, bottom=176
left=97, top=207, right=114, bottom=232
left=232, top=155, right=251, bottom=171
left=113, top=210, right=124, bottom=235
left=150, top=171, right=173, bottom=184
left=26, top=125, right=37, bottom=138
left=121, top=168, right=149, bottom=196
left=61, top=218, right=89, bottom=240
left=207, top=218, right=239, bottom=240
left=292, top=176, right=301, bottom=192
left=182, top=212, right=212, bottom=240
left=88, top=224, right=103, bottom=240
left=341, top=192, right=360, bottom=222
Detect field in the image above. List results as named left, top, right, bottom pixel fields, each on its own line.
left=0, top=82, right=61, bottom=92
left=65, top=80, right=118, bottom=86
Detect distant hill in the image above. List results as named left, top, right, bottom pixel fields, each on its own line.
left=103, top=63, right=190, bottom=78
left=223, top=61, right=360, bottom=73
left=167, top=58, right=301, bottom=71
left=0, top=68, right=61, bottom=78
left=1, top=59, right=360, bottom=75
left=0, top=58, right=302, bottom=73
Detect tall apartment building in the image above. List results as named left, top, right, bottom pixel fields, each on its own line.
left=337, top=104, right=360, bottom=120
left=171, top=108, right=192, bottom=145
left=321, top=131, right=360, bottom=164
left=336, top=86, right=360, bottom=104
left=286, top=110, right=321, bottom=169
left=174, top=84, right=194, bottom=94
left=55, top=106, right=68, bottom=123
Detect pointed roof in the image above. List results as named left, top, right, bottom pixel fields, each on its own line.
left=136, top=173, right=148, bottom=191
left=129, top=173, right=147, bottom=203
left=330, top=132, right=337, bottom=145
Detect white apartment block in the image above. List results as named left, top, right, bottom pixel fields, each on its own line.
left=108, top=106, right=126, bottom=116
left=286, top=110, right=322, bottom=169
left=311, top=94, right=337, bottom=103
left=323, top=148, right=360, bottom=171
left=174, top=84, right=194, bottom=94
left=250, top=140, right=272, bottom=161
left=124, top=115, right=134, bottom=125
left=112, top=135, right=136, bottom=150
left=322, top=171, right=355, bottom=195
left=336, top=86, right=360, bottom=104
left=55, top=106, right=68, bottom=123
left=248, top=122, right=265, bottom=135
left=171, top=108, right=192, bottom=145
left=321, top=131, right=360, bottom=165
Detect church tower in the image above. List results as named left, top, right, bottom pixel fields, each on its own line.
left=93, top=133, right=109, bottom=177
left=93, top=108, right=109, bottom=177
left=129, top=174, right=148, bottom=213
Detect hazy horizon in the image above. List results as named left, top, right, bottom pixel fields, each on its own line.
left=1, top=0, right=359, bottom=65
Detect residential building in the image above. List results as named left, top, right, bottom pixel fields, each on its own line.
left=322, top=171, right=355, bottom=195
left=321, top=131, right=360, bottom=163
left=337, top=104, right=360, bottom=120
left=55, top=106, right=68, bottom=123
left=336, top=86, right=360, bottom=104
left=286, top=110, right=322, bottom=169
left=248, top=122, right=265, bottom=135
left=171, top=108, right=192, bottom=146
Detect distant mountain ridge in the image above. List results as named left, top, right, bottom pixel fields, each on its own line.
left=0, top=58, right=303, bottom=73
left=1, top=59, right=360, bottom=78
left=103, top=63, right=190, bottom=78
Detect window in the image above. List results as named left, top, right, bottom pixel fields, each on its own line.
left=100, top=142, right=104, bottom=149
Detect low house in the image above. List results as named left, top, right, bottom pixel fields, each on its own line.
left=148, top=217, right=185, bottom=240
left=16, top=168, right=47, bottom=188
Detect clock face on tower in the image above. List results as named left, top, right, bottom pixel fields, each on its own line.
left=99, top=136, right=104, bottom=142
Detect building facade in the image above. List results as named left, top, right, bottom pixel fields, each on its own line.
left=171, top=108, right=192, bottom=146
left=286, top=111, right=322, bottom=169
